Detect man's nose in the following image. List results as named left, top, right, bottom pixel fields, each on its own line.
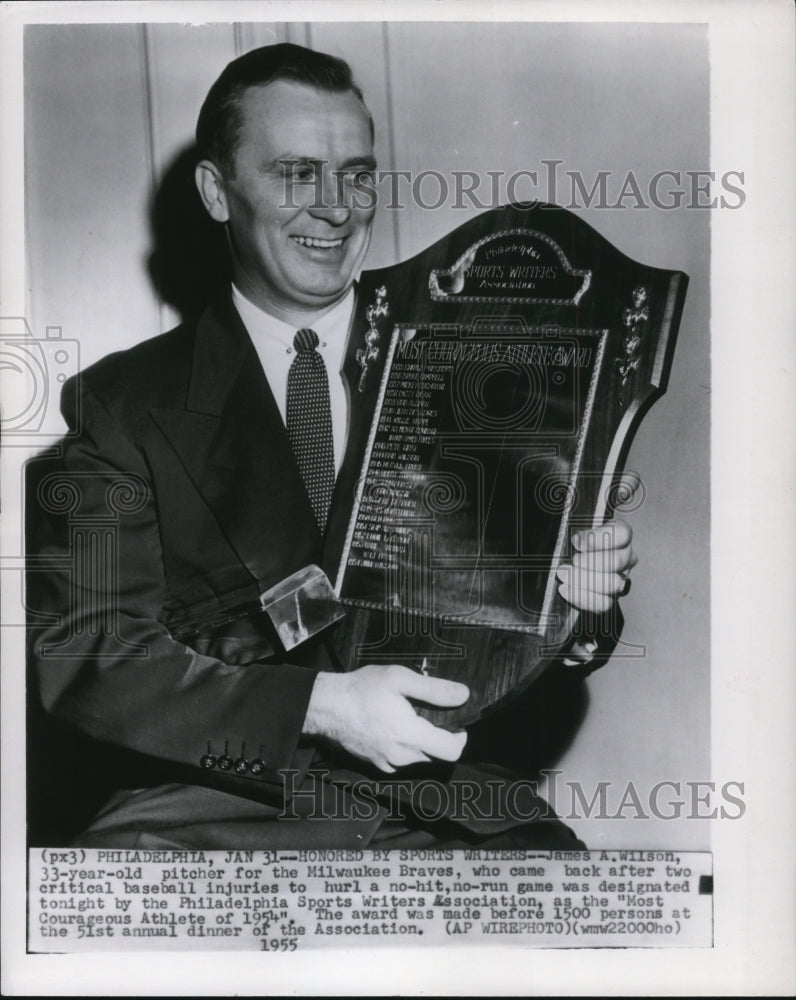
left=308, top=203, right=351, bottom=225
left=307, top=172, right=352, bottom=225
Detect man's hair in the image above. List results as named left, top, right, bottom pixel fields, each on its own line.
left=196, top=42, right=370, bottom=175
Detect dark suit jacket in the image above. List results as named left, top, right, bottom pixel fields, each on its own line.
left=26, top=281, right=390, bottom=813
left=26, top=278, right=611, bottom=842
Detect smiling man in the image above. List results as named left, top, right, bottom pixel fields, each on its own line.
left=195, top=76, right=377, bottom=322
left=27, top=43, right=636, bottom=848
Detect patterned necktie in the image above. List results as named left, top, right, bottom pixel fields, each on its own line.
left=286, top=327, right=335, bottom=531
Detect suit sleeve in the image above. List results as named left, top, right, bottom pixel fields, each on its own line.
left=27, top=376, right=320, bottom=800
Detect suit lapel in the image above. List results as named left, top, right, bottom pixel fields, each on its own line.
left=150, top=284, right=389, bottom=594
left=151, top=295, right=321, bottom=591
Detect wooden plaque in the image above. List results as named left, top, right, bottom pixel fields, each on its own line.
left=329, top=203, right=688, bottom=728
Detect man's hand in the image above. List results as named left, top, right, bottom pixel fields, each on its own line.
left=556, top=483, right=638, bottom=666
left=556, top=517, right=637, bottom=615
left=555, top=469, right=640, bottom=619
left=304, top=665, right=469, bottom=773
left=556, top=521, right=638, bottom=667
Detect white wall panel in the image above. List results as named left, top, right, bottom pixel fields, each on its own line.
left=142, top=23, right=238, bottom=185
left=25, top=24, right=161, bottom=368
left=141, top=23, right=237, bottom=330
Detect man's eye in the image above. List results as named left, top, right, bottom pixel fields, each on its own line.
left=292, top=166, right=316, bottom=183
left=341, top=169, right=376, bottom=186
left=281, top=162, right=317, bottom=183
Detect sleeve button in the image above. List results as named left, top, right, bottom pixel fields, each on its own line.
left=217, top=754, right=233, bottom=771
left=250, top=758, right=266, bottom=776
left=234, top=757, right=249, bottom=774
left=200, top=754, right=216, bottom=769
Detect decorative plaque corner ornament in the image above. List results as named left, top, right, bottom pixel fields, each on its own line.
left=615, top=284, right=649, bottom=405
left=356, top=285, right=389, bottom=392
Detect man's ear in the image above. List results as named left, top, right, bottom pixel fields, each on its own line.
left=195, top=159, right=230, bottom=223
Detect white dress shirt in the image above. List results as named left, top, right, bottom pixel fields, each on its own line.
left=231, top=284, right=354, bottom=474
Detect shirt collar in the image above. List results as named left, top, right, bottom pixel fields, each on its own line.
left=230, top=284, right=356, bottom=359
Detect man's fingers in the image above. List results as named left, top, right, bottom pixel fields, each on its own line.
left=391, top=667, right=470, bottom=707
left=382, top=725, right=466, bottom=770
left=382, top=668, right=469, bottom=764
left=571, top=518, right=633, bottom=552
left=410, top=718, right=468, bottom=762
left=561, top=521, right=637, bottom=611
left=383, top=747, right=432, bottom=769
left=557, top=581, right=613, bottom=614
left=334, top=665, right=469, bottom=772
left=557, top=564, right=630, bottom=597
left=572, top=546, right=638, bottom=575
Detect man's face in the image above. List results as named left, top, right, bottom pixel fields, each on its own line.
left=206, top=79, right=376, bottom=322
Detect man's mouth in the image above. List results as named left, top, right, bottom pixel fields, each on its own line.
left=291, top=236, right=346, bottom=249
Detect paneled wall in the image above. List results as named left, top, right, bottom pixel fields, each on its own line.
left=24, top=20, right=710, bottom=847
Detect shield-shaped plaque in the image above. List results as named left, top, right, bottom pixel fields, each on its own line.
left=329, top=202, right=688, bottom=727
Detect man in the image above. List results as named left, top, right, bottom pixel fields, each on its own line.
left=27, top=43, right=636, bottom=848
